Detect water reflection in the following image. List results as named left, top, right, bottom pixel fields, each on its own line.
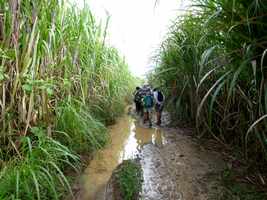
left=122, top=119, right=165, bottom=160
left=81, top=116, right=165, bottom=200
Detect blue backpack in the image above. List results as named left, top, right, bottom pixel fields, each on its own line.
left=157, top=91, right=164, bottom=102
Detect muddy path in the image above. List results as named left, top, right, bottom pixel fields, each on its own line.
left=140, top=127, right=225, bottom=200
left=73, top=111, right=225, bottom=200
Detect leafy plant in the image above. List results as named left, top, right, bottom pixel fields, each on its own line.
left=115, top=160, right=142, bottom=200
left=55, top=99, right=108, bottom=153
left=0, top=0, right=135, bottom=199
left=0, top=127, right=79, bottom=200
left=151, top=0, right=267, bottom=163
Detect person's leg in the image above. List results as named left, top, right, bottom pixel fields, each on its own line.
left=143, top=108, right=148, bottom=123
left=155, top=104, right=163, bottom=125
left=149, top=114, right=152, bottom=127
left=140, top=105, right=144, bottom=117
left=156, top=112, right=161, bottom=125
left=148, top=108, right=152, bottom=127
left=136, top=102, right=141, bottom=114
left=158, top=105, right=163, bottom=125
left=155, top=104, right=160, bottom=125
left=135, top=101, right=138, bottom=113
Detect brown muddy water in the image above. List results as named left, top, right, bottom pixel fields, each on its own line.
left=75, top=112, right=225, bottom=200
left=79, top=115, right=166, bottom=200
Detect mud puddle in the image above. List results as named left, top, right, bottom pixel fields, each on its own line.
left=77, top=115, right=165, bottom=200
left=75, top=113, right=225, bottom=200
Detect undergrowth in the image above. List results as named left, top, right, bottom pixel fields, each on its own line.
left=150, top=0, right=267, bottom=198
left=0, top=0, right=135, bottom=199
left=55, top=100, right=108, bottom=153
left=219, top=168, right=266, bottom=200
left=0, top=127, right=79, bottom=200
left=115, top=160, right=142, bottom=200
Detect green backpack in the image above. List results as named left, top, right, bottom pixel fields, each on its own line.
left=143, top=95, right=154, bottom=108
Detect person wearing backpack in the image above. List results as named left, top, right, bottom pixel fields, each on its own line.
left=153, top=88, right=165, bottom=126
left=133, top=86, right=143, bottom=115
left=142, top=89, right=154, bottom=127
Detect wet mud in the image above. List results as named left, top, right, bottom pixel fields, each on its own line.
left=74, top=111, right=225, bottom=200
left=140, top=128, right=225, bottom=200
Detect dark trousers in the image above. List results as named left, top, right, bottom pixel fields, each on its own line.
left=135, top=101, right=143, bottom=116
left=155, top=103, right=164, bottom=125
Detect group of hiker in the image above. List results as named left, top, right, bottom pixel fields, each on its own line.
left=133, top=84, right=165, bottom=127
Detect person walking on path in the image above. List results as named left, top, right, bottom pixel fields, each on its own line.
left=133, top=86, right=143, bottom=115
left=142, top=85, right=154, bottom=127
left=153, top=88, right=165, bottom=126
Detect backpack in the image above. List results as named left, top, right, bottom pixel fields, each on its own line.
left=143, top=95, right=154, bottom=108
left=157, top=91, right=164, bottom=102
left=134, top=91, right=142, bottom=102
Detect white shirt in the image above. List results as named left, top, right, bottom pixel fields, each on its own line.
left=153, top=91, right=164, bottom=105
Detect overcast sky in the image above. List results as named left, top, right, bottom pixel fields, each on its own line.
left=73, top=0, right=190, bottom=77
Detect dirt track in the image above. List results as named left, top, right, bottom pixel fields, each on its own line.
left=139, top=126, right=225, bottom=200
left=73, top=111, right=226, bottom=200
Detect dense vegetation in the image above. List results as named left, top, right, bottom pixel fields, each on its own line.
left=0, top=0, right=134, bottom=199
left=150, top=0, right=267, bottom=172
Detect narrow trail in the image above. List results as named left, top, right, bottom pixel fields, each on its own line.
left=73, top=110, right=225, bottom=200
